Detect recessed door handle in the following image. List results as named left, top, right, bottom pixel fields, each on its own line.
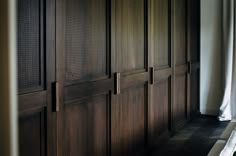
left=188, top=61, right=192, bottom=74
left=52, top=82, right=60, bottom=112
left=150, top=67, right=154, bottom=85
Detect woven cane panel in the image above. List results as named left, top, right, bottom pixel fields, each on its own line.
left=65, top=0, right=107, bottom=81
left=17, top=0, right=42, bottom=91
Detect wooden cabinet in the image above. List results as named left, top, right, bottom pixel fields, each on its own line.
left=17, top=0, right=200, bottom=155
left=17, top=0, right=56, bottom=155
left=56, top=0, right=111, bottom=155
left=148, top=0, right=171, bottom=146
left=111, top=1, right=147, bottom=155
left=172, top=0, right=188, bottom=130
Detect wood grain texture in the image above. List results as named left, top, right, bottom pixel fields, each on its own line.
left=18, top=91, right=47, bottom=115
left=45, top=0, right=57, bottom=155
left=113, top=0, right=145, bottom=72
left=151, top=0, right=169, bottom=69
left=65, top=0, right=107, bottom=81
left=154, top=68, right=171, bottom=83
left=64, top=95, right=109, bottom=156
left=149, top=78, right=170, bottom=145
left=16, top=0, right=201, bottom=155
left=174, top=75, right=187, bottom=129
left=173, top=0, right=186, bottom=66
left=56, top=1, right=113, bottom=156
left=172, top=0, right=188, bottom=130
left=111, top=86, right=146, bottom=156
left=19, top=111, right=46, bottom=156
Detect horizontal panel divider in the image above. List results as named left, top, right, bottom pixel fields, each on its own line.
left=64, top=79, right=113, bottom=102
left=19, top=91, right=47, bottom=114
left=64, top=75, right=110, bottom=86
left=64, top=92, right=109, bottom=106
left=120, top=72, right=149, bottom=90
left=121, top=69, right=147, bottom=76
left=154, top=68, right=172, bottom=83
left=175, top=64, right=188, bottom=75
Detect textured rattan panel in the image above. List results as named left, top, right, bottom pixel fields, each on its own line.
left=17, top=0, right=42, bottom=91
left=65, top=0, right=107, bottom=81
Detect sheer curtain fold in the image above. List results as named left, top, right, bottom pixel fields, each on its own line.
left=219, top=0, right=235, bottom=121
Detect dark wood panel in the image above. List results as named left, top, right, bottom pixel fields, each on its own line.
left=173, top=0, right=186, bottom=66
left=65, top=0, right=108, bottom=82
left=154, top=68, right=171, bottom=83
left=64, top=79, right=112, bottom=102
left=113, top=0, right=145, bottom=72
left=190, top=70, right=200, bottom=117
left=120, top=72, right=149, bottom=90
left=45, top=0, right=56, bottom=155
left=63, top=94, right=109, bottom=156
left=149, top=78, right=171, bottom=146
left=56, top=0, right=112, bottom=156
left=174, top=74, right=187, bottom=129
left=18, top=91, right=47, bottom=115
left=19, top=110, right=46, bottom=156
left=18, top=0, right=56, bottom=155
left=111, top=85, right=146, bottom=156
left=188, top=0, right=200, bottom=62
left=175, top=65, right=187, bottom=75
left=151, top=0, right=170, bottom=69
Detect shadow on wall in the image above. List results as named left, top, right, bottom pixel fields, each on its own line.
left=200, top=0, right=224, bottom=115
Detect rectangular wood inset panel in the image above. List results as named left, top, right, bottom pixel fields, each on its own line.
left=152, top=0, right=169, bottom=69
left=65, top=0, right=107, bottom=81
left=64, top=95, right=108, bottom=156
left=19, top=111, right=46, bottom=156
left=115, top=0, right=145, bottom=72
left=173, top=0, right=186, bottom=66
left=190, top=70, right=199, bottom=116
left=149, top=79, right=170, bottom=141
left=111, top=85, right=145, bottom=156
left=189, top=0, right=200, bottom=62
left=174, top=75, right=187, bottom=127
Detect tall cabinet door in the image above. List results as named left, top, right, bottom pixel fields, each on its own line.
left=17, top=0, right=56, bottom=156
left=148, top=0, right=171, bottom=146
left=111, top=0, right=148, bottom=155
left=188, top=0, right=200, bottom=118
left=56, top=0, right=112, bottom=156
left=172, top=0, right=188, bottom=130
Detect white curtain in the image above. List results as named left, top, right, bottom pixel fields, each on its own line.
left=219, top=0, right=235, bottom=121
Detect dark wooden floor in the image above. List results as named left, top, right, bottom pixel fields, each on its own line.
left=150, top=116, right=228, bottom=156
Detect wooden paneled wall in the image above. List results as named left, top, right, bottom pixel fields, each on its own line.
left=17, top=0, right=200, bottom=155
